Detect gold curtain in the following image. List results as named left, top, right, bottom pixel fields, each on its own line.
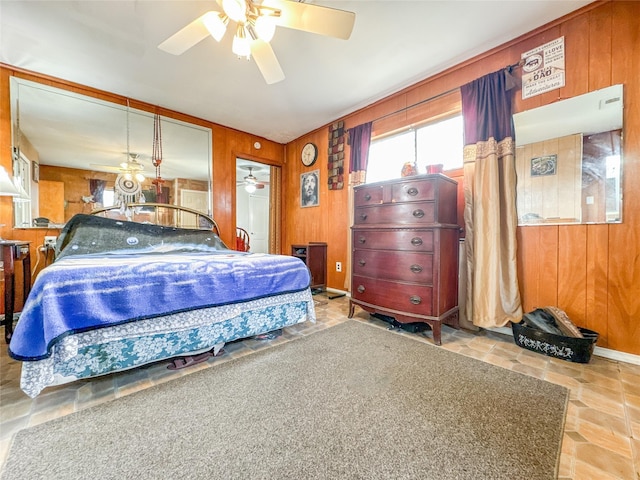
left=463, top=137, right=522, bottom=328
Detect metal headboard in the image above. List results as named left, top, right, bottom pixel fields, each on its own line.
left=90, top=203, right=221, bottom=237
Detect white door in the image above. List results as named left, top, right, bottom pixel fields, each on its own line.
left=249, top=192, right=269, bottom=253
left=180, top=189, right=209, bottom=227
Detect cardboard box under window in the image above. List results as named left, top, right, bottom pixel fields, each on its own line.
left=512, top=321, right=599, bottom=363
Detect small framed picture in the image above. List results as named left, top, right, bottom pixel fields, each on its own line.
left=32, top=161, right=40, bottom=183
left=530, top=155, right=557, bottom=177
left=301, top=170, right=319, bottom=207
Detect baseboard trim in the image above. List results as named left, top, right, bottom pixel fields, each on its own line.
left=326, top=287, right=350, bottom=298
left=487, top=326, right=640, bottom=366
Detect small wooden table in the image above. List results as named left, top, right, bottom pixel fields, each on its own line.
left=1, top=241, right=31, bottom=343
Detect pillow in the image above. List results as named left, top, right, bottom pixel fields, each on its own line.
left=55, top=214, right=228, bottom=260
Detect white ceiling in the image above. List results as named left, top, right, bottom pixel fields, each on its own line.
left=1, top=0, right=594, bottom=147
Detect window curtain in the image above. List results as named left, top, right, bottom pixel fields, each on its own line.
left=461, top=70, right=522, bottom=328
left=344, top=122, right=373, bottom=290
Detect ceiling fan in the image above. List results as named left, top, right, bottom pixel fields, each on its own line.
left=237, top=165, right=267, bottom=191
left=157, top=0, right=356, bottom=84
left=91, top=153, right=146, bottom=182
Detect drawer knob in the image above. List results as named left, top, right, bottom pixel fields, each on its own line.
left=410, top=264, right=423, bottom=273
left=358, top=259, right=366, bottom=266
left=357, top=285, right=365, bottom=293
left=407, top=187, right=418, bottom=196
left=360, top=213, right=368, bottom=221
left=413, top=209, right=425, bottom=218
left=410, top=295, right=421, bottom=305
left=364, top=193, right=371, bottom=201
left=358, top=237, right=366, bottom=244
left=411, top=237, right=423, bottom=246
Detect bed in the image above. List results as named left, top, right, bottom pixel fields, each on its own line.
left=9, top=203, right=316, bottom=397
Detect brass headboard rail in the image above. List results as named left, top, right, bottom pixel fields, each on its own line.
left=90, top=203, right=221, bottom=237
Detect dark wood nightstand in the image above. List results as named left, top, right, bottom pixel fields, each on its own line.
left=291, top=242, right=327, bottom=292
left=1, top=240, right=31, bottom=343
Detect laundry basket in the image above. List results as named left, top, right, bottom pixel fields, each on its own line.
left=512, top=321, right=599, bottom=363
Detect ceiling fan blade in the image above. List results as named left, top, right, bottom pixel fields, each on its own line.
left=264, top=0, right=355, bottom=40
left=90, top=164, right=123, bottom=173
left=251, top=39, right=285, bottom=84
left=158, top=12, right=216, bottom=55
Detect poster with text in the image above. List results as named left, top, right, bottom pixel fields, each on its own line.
left=521, top=37, right=565, bottom=99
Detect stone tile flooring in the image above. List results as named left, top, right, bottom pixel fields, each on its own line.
left=1, top=294, right=639, bottom=479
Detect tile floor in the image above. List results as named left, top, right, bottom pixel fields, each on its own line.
left=1, top=294, right=639, bottom=479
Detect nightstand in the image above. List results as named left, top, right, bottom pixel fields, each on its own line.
left=1, top=240, right=31, bottom=343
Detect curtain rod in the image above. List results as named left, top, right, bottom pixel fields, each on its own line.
left=371, top=86, right=460, bottom=125
left=370, top=60, right=523, bottom=125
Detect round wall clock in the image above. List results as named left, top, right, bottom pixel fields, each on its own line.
left=301, top=142, right=318, bottom=167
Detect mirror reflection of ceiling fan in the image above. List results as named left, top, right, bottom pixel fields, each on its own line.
left=157, top=0, right=356, bottom=84
left=237, top=166, right=268, bottom=191
left=91, top=153, right=146, bottom=182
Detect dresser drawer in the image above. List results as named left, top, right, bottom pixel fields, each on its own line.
left=352, top=229, right=434, bottom=252
left=352, top=275, right=433, bottom=316
left=391, top=178, right=435, bottom=203
left=353, top=250, right=433, bottom=283
left=354, top=185, right=384, bottom=206
left=354, top=202, right=435, bottom=225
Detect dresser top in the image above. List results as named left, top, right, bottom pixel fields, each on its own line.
left=354, top=173, right=457, bottom=190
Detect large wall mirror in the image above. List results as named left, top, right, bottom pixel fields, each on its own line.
left=514, top=84, right=623, bottom=225
left=10, top=77, right=213, bottom=228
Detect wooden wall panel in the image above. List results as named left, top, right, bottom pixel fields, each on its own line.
left=586, top=224, right=609, bottom=346
left=606, top=0, right=640, bottom=353
left=557, top=225, right=587, bottom=327
left=588, top=3, right=612, bottom=90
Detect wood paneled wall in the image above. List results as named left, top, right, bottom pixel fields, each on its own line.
left=282, top=1, right=640, bottom=355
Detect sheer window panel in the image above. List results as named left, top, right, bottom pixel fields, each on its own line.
left=416, top=115, right=463, bottom=171
left=367, top=115, right=462, bottom=184
left=367, top=130, right=415, bottom=184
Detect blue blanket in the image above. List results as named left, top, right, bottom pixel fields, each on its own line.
left=9, top=251, right=310, bottom=361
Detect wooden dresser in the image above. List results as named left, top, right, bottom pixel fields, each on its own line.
left=348, top=174, right=460, bottom=345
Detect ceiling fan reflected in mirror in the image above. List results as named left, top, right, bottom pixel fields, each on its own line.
left=157, top=0, right=356, bottom=84
left=91, top=153, right=146, bottom=182
left=238, top=165, right=267, bottom=192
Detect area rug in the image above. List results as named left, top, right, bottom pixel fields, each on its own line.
left=2, top=321, right=568, bottom=480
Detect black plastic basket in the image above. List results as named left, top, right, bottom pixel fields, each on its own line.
left=512, top=321, right=599, bottom=363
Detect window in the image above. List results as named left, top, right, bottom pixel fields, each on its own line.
left=367, top=115, right=463, bottom=183
left=102, top=189, right=115, bottom=207
left=12, top=152, right=31, bottom=227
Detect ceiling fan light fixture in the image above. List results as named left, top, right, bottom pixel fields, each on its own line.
left=232, top=26, right=251, bottom=59
left=202, top=11, right=229, bottom=42
left=254, top=15, right=276, bottom=42
left=135, top=172, right=146, bottom=182
left=222, top=0, right=247, bottom=23
left=244, top=183, right=257, bottom=193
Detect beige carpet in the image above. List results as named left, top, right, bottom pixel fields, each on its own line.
left=2, top=321, right=568, bottom=480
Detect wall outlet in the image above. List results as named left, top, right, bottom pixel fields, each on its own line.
left=336, top=262, right=342, bottom=272
left=44, top=236, right=57, bottom=248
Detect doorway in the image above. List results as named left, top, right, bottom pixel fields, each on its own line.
left=236, top=158, right=276, bottom=254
